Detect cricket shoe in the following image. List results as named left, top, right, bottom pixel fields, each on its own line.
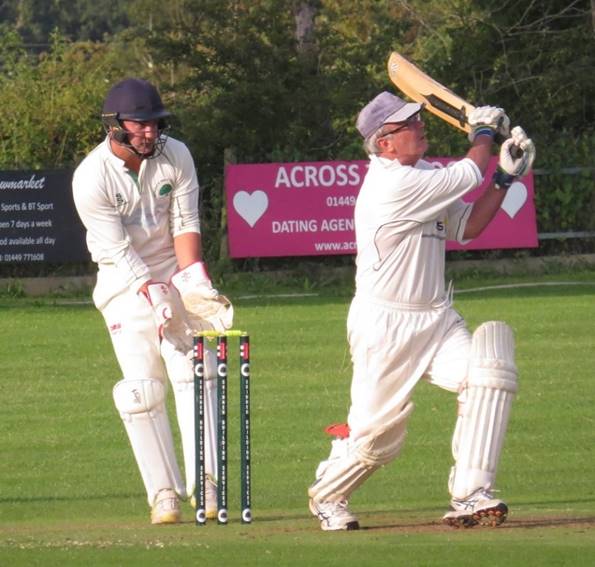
left=309, top=498, right=360, bottom=531
left=442, top=488, right=508, bottom=528
left=190, top=476, right=218, bottom=520
left=151, top=488, right=181, bottom=524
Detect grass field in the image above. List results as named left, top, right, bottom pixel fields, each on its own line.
left=1, top=269, right=595, bottom=566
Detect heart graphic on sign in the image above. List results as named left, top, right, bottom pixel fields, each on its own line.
left=501, top=181, right=528, bottom=219
left=233, top=190, right=269, bottom=228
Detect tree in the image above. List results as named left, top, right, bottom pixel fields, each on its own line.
left=0, top=31, right=146, bottom=168
left=0, top=0, right=130, bottom=45
left=0, top=1, right=592, bottom=254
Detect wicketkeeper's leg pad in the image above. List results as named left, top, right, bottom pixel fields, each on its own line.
left=161, top=341, right=218, bottom=497
left=113, top=378, right=185, bottom=505
left=449, top=321, right=518, bottom=498
left=309, top=402, right=414, bottom=503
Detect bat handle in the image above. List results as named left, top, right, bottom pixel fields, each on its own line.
left=494, top=132, right=522, bottom=159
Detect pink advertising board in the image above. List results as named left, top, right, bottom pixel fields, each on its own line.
left=225, top=158, right=537, bottom=258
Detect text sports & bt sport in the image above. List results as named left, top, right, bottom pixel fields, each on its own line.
left=0, top=170, right=89, bottom=264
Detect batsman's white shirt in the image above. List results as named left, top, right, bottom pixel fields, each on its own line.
left=72, top=136, right=200, bottom=309
left=347, top=155, right=482, bottom=440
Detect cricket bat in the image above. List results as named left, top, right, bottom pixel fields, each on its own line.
left=387, top=52, right=508, bottom=145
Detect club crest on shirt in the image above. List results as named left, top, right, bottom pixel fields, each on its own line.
left=158, top=183, right=173, bottom=196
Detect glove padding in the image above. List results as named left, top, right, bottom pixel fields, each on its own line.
left=498, top=126, right=536, bottom=177
left=171, top=261, right=234, bottom=332
left=144, top=282, right=174, bottom=337
left=468, top=105, right=510, bottom=142
left=162, top=311, right=232, bottom=353
left=188, top=294, right=234, bottom=331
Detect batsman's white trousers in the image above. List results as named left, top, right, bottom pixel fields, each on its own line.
left=311, top=294, right=472, bottom=502
left=314, top=294, right=516, bottom=503
left=346, top=294, right=470, bottom=441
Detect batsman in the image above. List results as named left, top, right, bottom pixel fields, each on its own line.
left=73, top=78, right=233, bottom=524
left=308, top=91, right=535, bottom=530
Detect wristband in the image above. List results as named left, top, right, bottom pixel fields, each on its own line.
left=473, top=127, right=496, bottom=139
left=493, top=168, right=516, bottom=190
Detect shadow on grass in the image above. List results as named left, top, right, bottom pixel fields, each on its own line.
left=0, top=492, right=145, bottom=504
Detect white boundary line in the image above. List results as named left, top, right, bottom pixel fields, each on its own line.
left=236, top=292, right=319, bottom=300
left=53, top=292, right=320, bottom=305
left=455, top=281, right=595, bottom=294
left=48, top=283, right=595, bottom=305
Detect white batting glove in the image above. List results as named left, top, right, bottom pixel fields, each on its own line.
left=171, top=262, right=234, bottom=331
left=468, top=106, right=510, bottom=142
left=493, top=126, right=536, bottom=189
left=143, top=282, right=174, bottom=336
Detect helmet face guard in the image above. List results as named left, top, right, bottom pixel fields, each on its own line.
left=101, top=78, right=171, bottom=158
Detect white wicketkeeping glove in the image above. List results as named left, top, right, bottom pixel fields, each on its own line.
left=171, top=262, right=234, bottom=332
left=493, top=126, right=536, bottom=189
left=468, top=105, right=510, bottom=142
left=143, top=282, right=174, bottom=337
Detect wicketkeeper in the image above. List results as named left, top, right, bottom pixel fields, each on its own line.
left=308, top=92, right=535, bottom=530
left=73, top=78, right=233, bottom=524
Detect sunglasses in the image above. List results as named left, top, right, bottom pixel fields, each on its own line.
left=379, top=112, right=423, bottom=137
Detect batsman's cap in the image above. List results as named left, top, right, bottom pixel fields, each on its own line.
left=102, top=78, right=170, bottom=122
left=356, top=91, right=422, bottom=139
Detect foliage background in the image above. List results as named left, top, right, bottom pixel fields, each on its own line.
left=0, top=0, right=593, bottom=269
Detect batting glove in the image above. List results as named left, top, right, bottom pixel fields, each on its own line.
left=494, top=126, right=536, bottom=189
left=468, top=106, right=510, bottom=142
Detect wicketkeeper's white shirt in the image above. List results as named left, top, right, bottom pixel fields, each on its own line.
left=354, top=155, right=482, bottom=305
left=72, top=136, right=201, bottom=308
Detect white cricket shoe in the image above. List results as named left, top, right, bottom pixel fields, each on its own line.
left=151, top=488, right=181, bottom=524
left=309, top=498, right=360, bottom=531
left=190, top=476, right=218, bottom=520
left=442, top=488, right=508, bottom=528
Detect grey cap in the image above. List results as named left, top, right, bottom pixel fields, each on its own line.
left=356, top=91, right=422, bottom=139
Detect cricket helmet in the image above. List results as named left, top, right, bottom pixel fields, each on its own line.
left=101, top=78, right=170, bottom=157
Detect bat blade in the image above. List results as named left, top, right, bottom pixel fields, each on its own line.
left=387, top=52, right=474, bottom=134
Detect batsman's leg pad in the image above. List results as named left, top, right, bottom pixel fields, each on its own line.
left=449, top=321, right=518, bottom=498
left=309, top=402, right=414, bottom=502
left=113, top=378, right=185, bottom=505
left=161, top=341, right=218, bottom=497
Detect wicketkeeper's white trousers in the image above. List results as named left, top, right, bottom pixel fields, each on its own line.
left=96, top=259, right=218, bottom=505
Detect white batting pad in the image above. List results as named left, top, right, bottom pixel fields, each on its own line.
left=309, top=402, right=414, bottom=502
left=449, top=321, right=518, bottom=498
left=161, top=341, right=218, bottom=496
left=113, top=378, right=185, bottom=505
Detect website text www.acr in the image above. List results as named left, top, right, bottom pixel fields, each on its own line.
left=314, top=241, right=356, bottom=252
